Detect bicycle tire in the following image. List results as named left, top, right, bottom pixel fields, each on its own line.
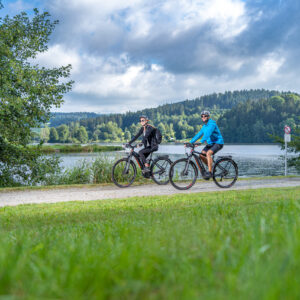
left=151, top=157, right=172, bottom=185
left=169, top=158, right=198, bottom=190
left=112, top=158, right=137, bottom=188
left=212, top=157, right=238, bottom=188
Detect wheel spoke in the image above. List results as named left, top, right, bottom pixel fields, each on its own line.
left=112, top=159, right=136, bottom=188
left=213, top=158, right=238, bottom=188
left=151, top=158, right=171, bottom=185
left=169, top=159, right=197, bottom=190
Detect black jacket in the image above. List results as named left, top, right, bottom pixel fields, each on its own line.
left=129, top=125, right=158, bottom=148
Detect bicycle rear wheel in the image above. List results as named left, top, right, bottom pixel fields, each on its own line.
left=212, top=158, right=238, bottom=188
left=151, top=157, right=172, bottom=185
left=112, top=158, right=137, bottom=188
left=169, top=158, right=198, bottom=190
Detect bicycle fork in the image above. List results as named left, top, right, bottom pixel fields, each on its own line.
left=183, top=156, right=192, bottom=176
left=123, top=156, right=132, bottom=175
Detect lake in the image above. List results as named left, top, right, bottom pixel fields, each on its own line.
left=57, top=144, right=298, bottom=177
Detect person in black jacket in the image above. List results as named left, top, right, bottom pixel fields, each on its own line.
left=128, top=115, right=158, bottom=173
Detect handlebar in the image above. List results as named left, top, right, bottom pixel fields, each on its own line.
left=123, top=143, right=143, bottom=149
left=184, top=142, right=201, bottom=148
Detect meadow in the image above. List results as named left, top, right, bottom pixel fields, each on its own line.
left=0, top=187, right=299, bottom=299
left=30, top=144, right=123, bottom=153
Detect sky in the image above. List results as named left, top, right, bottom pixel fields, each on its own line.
left=1, top=0, right=300, bottom=113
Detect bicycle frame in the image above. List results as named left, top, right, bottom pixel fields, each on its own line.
left=123, top=146, right=153, bottom=173
left=184, top=145, right=234, bottom=178
left=184, top=147, right=207, bottom=177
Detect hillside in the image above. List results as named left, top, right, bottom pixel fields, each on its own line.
left=218, top=93, right=300, bottom=143
left=49, top=112, right=100, bottom=127
left=45, top=90, right=299, bottom=143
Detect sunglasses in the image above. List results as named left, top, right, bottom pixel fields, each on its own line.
left=201, top=115, right=209, bottom=118
left=140, top=119, right=146, bottom=123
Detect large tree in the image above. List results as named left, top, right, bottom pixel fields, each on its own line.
left=0, top=2, right=73, bottom=186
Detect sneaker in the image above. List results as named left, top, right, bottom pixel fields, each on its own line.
left=142, top=167, right=150, bottom=174
left=203, top=171, right=212, bottom=180
left=142, top=167, right=151, bottom=178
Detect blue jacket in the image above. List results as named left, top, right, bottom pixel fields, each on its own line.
left=189, top=119, right=224, bottom=145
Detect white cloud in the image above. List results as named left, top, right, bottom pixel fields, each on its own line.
left=257, top=53, right=285, bottom=82
left=20, top=0, right=299, bottom=112
left=165, top=0, right=248, bottom=38
left=34, top=44, right=81, bottom=73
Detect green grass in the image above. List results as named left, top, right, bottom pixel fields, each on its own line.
left=0, top=187, right=300, bottom=299
left=30, top=144, right=123, bottom=153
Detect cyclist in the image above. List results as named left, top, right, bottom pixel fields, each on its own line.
left=128, top=115, right=158, bottom=173
left=189, top=110, right=224, bottom=179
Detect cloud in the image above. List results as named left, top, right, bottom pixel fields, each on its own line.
left=3, top=0, right=300, bottom=112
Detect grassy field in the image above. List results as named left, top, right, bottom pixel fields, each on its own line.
left=30, top=144, right=123, bottom=153
left=0, top=187, right=300, bottom=299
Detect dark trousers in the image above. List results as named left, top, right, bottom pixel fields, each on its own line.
left=139, top=146, right=158, bottom=165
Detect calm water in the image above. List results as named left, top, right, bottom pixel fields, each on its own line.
left=57, top=144, right=298, bottom=177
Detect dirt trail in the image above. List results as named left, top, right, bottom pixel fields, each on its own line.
left=0, top=177, right=299, bottom=207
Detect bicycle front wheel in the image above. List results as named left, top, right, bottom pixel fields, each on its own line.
left=169, top=158, right=198, bottom=190
left=151, top=157, right=172, bottom=185
left=112, top=158, right=137, bottom=188
left=212, top=158, right=238, bottom=188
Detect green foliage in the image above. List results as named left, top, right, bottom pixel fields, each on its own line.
left=32, top=154, right=144, bottom=186
left=218, top=93, right=300, bottom=143
left=0, top=9, right=73, bottom=146
left=0, top=138, right=62, bottom=186
left=32, top=144, right=122, bottom=153
left=59, top=160, right=92, bottom=185
left=0, top=4, right=73, bottom=186
left=50, top=90, right=290, bottom=143
left=0, top=187, right=299, bottom=298
left=49, top=112, right=99, bottom=127
left=56, top=124, right=69, bottom=143
left=49, top=127, right=59, bottom=142
left=95, top=121, right=124, bottom=141
left=40, top=126, right=50, bottom=143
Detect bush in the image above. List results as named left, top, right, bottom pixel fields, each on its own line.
left=59, top=160, right=92, bottom=185
left=91, top=156, right=115, bottom=183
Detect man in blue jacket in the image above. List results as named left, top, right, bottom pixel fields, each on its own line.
left=189, top=111, right=224, bottom=179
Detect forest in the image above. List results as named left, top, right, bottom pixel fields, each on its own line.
left=40, top=90, right=299, bottom=144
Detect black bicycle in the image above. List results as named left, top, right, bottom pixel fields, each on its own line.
left=112, top=144, right=172, bottom=188
left=169, top=143, right=238, bottom=190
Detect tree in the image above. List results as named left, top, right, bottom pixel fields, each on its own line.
left=75, top=126, right=88, bottom=143
left=57, top=125, right=70, bottom=143
left=124, top=130, right=131, bottom=141
left=0, top=2, right=73, bottom=186
left=40, top=126, right=50, bottom=143
left=49, top=127, right=59, bottom=143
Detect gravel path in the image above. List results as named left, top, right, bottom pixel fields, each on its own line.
left=0, top=177, right=299, bottom=207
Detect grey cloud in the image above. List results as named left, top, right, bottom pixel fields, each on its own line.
left=35, top=0, right=300, bottom=111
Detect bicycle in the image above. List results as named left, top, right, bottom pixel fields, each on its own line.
left=112, top=144, right=172, bottom=188
left=169, top=143, right=238, bottom=190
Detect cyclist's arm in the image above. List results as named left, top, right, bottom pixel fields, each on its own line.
left=129, top=127, right=143, bottom=144
left=200, top=122, right=215, bottom=143
left=189, top=127, right=204, bottom=144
